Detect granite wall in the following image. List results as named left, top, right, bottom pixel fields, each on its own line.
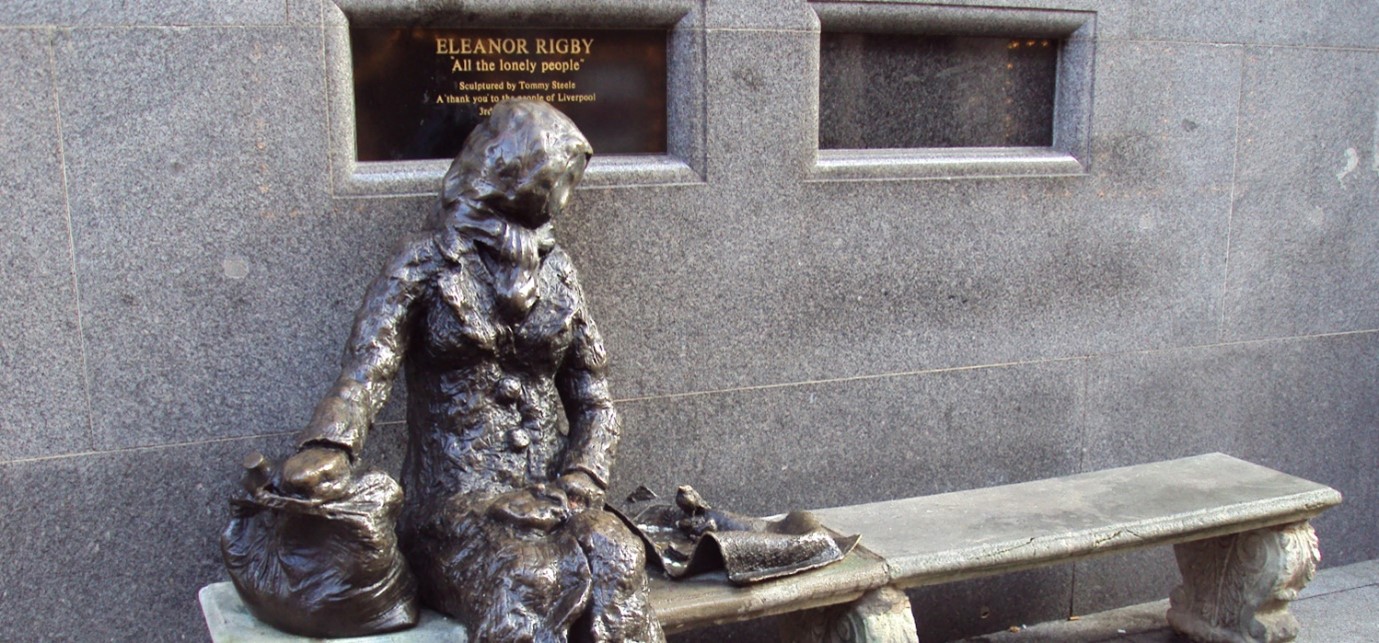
left=2, top=0, right=1377, bottom=640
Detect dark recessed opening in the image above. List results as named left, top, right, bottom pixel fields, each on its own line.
left=351, top=26, right=668, bottom=161
left=819, top=33, right=1060, bottom=150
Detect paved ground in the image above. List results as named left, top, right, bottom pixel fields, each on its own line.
left=957, top=559, right=1379, bottom=642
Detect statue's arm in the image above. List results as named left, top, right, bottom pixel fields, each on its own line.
left=293, top=236, right=436, bottom=460
left=556, top=264, right=621, bottom=496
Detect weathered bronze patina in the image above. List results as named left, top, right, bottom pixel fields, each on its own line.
left=222, top=454, right=418, bottom=638
left=223, top=100, right=664, bottom=642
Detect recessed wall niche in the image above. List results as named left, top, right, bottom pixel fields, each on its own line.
left=820, top=34, right=1059, bottom=149
left=811, top=3, right=1095, bottom=180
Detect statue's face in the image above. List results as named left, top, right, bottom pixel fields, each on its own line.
left=493, top=152, right=588, bottom=228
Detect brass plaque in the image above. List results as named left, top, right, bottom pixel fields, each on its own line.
left=352, top=27, right=668, bottom=161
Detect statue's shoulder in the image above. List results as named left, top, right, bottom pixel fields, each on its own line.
left=545, top=245, right=586, bottom=282
left=545, top=245, right=575, bottom=271
left=380, top=232, right=444, bottom=283
left=545, top=246, right=591, bottom=297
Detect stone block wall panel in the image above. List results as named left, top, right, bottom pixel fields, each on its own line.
left=1221, top=47, right=1379, bottom=341
left=0, top=28, right=92, bottom=460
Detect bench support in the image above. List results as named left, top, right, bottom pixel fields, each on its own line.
left=1167, top=521, right=1320, bottom=643
left=778, top=586, right=919, bottom=643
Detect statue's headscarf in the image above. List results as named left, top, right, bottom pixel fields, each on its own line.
left=437, top=100, right=593, bottom=318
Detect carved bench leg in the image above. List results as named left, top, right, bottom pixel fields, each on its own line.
left=778, top=586, right=919, bottom=643
left=1167, top=521, right=1320, bottom=643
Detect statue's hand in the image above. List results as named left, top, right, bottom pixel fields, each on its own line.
left=558, top=471, right=605, bottom=512
left=280, top=445, right=352, bottom=501
left=487, top=484, right=570, bottom=532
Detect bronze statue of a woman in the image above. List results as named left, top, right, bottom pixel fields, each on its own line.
left=272, top=100, right=664, bottom=642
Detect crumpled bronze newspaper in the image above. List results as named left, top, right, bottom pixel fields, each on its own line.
left=615, top=485, right=860, bottom=585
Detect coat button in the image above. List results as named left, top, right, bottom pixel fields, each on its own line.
left=495, top=376, right=522, bottom=402
left=507, top=429, right=531, bottom=451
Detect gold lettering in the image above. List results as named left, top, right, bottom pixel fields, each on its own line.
left=553, top=92, right=596, bottom=103
left=534, top=38, right=592, bottom=55
left=539, top=59, right=582, bottom=74
left=499, top=59, right=537, bottom=73
left=435, top=36, right=542, bottom=56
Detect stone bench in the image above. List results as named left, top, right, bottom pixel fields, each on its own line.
left=200, top=453, right=1341, bottom=642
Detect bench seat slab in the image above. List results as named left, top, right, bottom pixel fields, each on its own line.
left=650, top=548, right=890, bottom=634
left=200, top=582, right=468, bottom=643
left=809, top=453, right=1341, bottom=589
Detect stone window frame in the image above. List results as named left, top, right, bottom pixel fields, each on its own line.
left=808, top=2, right=1095, bottom=182
left=325, top=0, right=706, bottom=196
